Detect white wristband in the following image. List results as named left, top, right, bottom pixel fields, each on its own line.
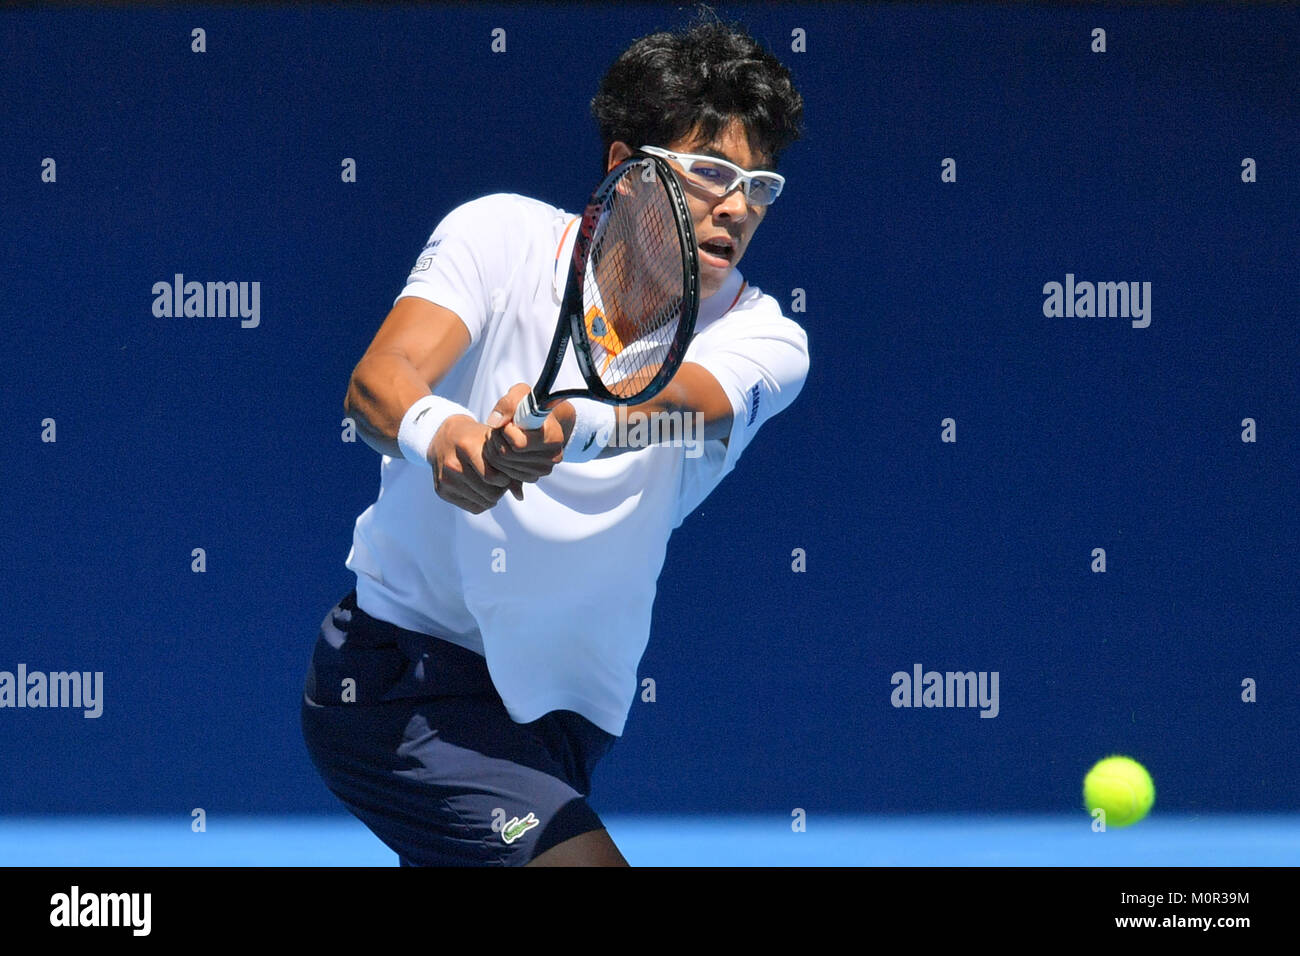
left=397, top=394, right=473, bottom=467
left=561, top=398, right=617, bottom=463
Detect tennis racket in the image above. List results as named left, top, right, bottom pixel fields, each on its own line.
left=513, top=152, right=700, bottom=428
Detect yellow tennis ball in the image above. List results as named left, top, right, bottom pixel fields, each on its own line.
left=1084, top=756, right=1155, bottom=828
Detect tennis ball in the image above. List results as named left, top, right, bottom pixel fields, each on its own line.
left=1083, top=755, right=1155, bottom=828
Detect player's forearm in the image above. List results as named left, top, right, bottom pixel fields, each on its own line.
left=599, top=362, right=734, bottom=456
left=345, top=350, right=451, bottom=459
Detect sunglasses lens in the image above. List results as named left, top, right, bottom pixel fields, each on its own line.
left=683, top=161, right=738, bottom=194
left=747, top=176, right=782, bottom=206
left=657, top=148, right=783, bottom=206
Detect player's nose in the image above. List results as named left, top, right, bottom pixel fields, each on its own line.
left=711, top=187, right=749, bottom=222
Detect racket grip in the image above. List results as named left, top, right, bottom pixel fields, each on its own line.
left=513, top=392, right=550, bottom=429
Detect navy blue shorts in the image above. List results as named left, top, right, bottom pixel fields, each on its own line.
left=300, top=591, right=616, bottom=866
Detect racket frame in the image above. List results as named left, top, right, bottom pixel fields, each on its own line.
left=515, top=152, right=699, bottom=428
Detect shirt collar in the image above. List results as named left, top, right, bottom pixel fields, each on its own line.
left=552, top=215, right=582, bottom=303
left=697, top=266, right=746, bottom=325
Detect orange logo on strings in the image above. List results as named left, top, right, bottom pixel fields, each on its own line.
left=585, top=304, right=625, bottom=374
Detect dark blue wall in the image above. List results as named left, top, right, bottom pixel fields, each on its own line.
left=2, top=4, right=1296, bottom=817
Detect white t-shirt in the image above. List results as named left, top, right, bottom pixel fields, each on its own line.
left=346, top=193, right=808, bottom=735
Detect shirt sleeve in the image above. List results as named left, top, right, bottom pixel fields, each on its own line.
left=394, top=194, right=522, bottom=345
left=674, top=305, right=810, bottom=523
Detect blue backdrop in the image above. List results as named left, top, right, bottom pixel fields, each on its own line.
left=1, top=3, right=1296, bottom=819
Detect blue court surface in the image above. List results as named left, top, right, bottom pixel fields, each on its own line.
left=2, top=816, right=1296, bottom=866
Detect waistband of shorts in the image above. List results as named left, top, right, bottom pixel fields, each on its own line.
left=337, top=590, right=493, bottom=685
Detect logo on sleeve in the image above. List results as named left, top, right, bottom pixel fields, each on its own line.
left=746, top=382, right=761, bottom=426
left=410, top=238, right=442, bottom=275
left=501, top=812, right=540, bottom=844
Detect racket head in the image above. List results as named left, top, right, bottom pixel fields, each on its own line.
left=560, top=153, right=700, bottom=406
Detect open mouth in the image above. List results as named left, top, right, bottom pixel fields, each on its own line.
left=698, top=237, right=734, bottom=264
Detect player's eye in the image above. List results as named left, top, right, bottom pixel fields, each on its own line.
left=689, top=163, right=733, bottom=184
left=747, top=176, right=782, bottom=206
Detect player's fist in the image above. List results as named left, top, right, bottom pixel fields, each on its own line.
left=429, top=414, right=518, bottom=513
left=483, top=385, right=573, bottom=486
left=485, top=384, right=537, bottom=432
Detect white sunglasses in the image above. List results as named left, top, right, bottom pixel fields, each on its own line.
left=639, top=145, right=785, bottom=206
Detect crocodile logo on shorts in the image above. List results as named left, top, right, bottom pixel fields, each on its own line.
left=501, top=812, right=540, bottom=844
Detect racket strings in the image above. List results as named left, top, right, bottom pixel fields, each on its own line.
left=584, top=164, right=688, bottom=399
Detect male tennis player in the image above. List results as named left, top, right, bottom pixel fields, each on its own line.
left=302, top=14, right=807, bottom=866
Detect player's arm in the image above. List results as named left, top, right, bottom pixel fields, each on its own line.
left=345, top=296, right=517, bottom=513
left=345, top=296, right=470, bottom=458
left=485, top=311, right=807, bottom=480
left=483, top=365, right=730, bottom=477
left=480, top=362, right=733, bottom=482
left=604, top=361, right=735, bottom=448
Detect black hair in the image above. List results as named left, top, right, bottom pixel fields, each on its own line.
left=591, top=7, right=804, bottom=173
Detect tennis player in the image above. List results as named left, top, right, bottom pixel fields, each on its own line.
left=301, top=14, right=808, bottom=866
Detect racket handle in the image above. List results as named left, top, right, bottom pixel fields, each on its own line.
left=513, top=392, right=549, bottom=429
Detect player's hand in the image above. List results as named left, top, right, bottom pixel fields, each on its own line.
left=483, top=384, right=574, bottom=487
left=428, top=414, right=518, bottom=513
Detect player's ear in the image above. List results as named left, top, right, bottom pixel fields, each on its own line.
left=606, top=141, right=634, bottom=173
